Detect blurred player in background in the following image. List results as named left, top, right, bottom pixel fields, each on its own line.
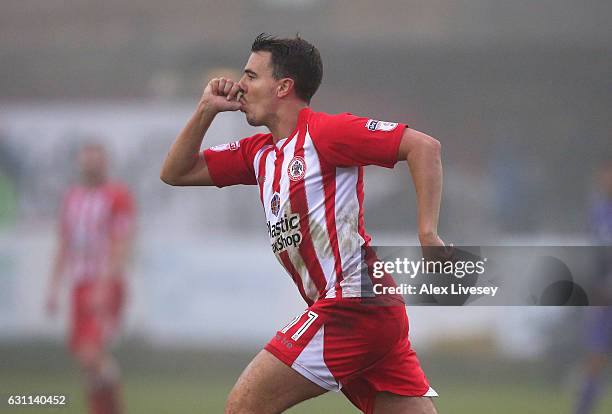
left=162, top=34, right=444, bottom=414
left=47, top=142, right=136, bottom=414
left=574, top=158, right=612, bottom=414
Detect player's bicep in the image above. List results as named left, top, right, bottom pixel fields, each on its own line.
left=171, top=154, right=216, bottom=186
left=396, top=128, right=440, bottom=161
left=313, top=113, right=405, bottom=168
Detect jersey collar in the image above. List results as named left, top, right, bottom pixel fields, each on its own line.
left=273, top=107, right=310, bottom=152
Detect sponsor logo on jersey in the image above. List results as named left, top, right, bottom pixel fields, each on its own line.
left=270, top=192, right=281, bottom=216
left=287, top=156, right=306, bottom=181
left=365, top=119, right=398, bottom=132
left=267, top=213, right=303, bottom=253
left=209, top=141, right=240, bottom=152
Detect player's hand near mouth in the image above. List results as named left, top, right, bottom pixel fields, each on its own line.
left=198, top=77, right=244, bottom=114
left=161, top=76, right=245, bottom=187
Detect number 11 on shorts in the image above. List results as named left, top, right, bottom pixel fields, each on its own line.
left=280, top=311, right=319, bottom=341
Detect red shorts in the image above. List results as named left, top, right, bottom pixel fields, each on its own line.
left=265, top=297, right=437, bottom=414
left=69, top=278, right=125, bottom=353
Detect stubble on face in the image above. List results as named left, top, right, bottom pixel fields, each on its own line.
left=240, top=51, right=279, bottom=128
left=245, top=112, right=261, bottom=127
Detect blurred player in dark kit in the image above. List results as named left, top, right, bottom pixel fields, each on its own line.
left=162, top=34, right=445, bottom=414
left=574, top=158, right=612, bottom=414
left=47, top=143, right=136, bottom=414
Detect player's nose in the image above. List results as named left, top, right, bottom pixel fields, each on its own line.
left=237, top=78, right=247, bottom=95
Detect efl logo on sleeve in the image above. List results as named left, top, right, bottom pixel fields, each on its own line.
left=365, top=119, right=398, bottom=132
left=209, top=141, right=240, bottom=152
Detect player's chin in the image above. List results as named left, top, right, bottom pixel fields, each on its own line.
left=245, top=114, right=261, bottom=126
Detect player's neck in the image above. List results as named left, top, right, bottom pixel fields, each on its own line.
left=81, top=176, right=107, bottom=187
left=268, top=102, right=308, bottom=144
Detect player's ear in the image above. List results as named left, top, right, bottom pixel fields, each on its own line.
left=277, top=78, right=294, bottom=98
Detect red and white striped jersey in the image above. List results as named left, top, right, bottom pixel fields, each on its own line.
left=204, top=108, right=405, bottom=304
left=59, top=182, right=135, bottom=282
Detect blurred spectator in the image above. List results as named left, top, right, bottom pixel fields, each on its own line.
left=46, top=142, right=136, bottom=414
left=574, top=158, right=612, bottom=414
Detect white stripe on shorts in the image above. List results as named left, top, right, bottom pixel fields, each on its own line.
left=291, top=325, right=340, bottom=391
left=423, top=386, right=439, bottom=397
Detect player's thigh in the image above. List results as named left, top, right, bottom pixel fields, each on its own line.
left=226, top=349, right=327, bottom=414
left=374, top=392, right=438, bottom=414
left=74, top=342, right=104, bottom=371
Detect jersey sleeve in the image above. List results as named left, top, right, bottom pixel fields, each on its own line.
left=110, top=186, right=136, bottom=239
left=310, top=113, right=407, bottom=168
left=202, top=136, right=260, bottom=188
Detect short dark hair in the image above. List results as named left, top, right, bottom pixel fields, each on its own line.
left=251, top=33, right=323, bottom=103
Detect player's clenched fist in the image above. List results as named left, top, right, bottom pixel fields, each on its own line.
left=199, top=77, right=243, bottom=113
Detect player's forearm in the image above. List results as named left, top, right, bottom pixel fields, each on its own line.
left=105, top=234, right=134, bottom=279
left=49, top=244, right=67, bottom=291
left=160, top=104, right=217, bottom=184
left=406, top=137, right=443, bottom=243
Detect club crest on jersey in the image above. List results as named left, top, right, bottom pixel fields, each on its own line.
left=270, top=192, right=281, bottom=216
left=209, top=141, right=240, bottom=152
left=287, top=156, right=306, bottom=181
left=365, top=119, right=398, bottom=132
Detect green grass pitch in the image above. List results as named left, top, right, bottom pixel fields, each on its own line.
left=1, top=343, right=611, bottom=413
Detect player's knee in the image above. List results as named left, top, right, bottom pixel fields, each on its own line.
left=224, top=391, right=245, bottom=414
left=225, top=386, right=259, bottom=414
left=75, top=346, right=102, bottom=372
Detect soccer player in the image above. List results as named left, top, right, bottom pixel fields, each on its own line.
left=161, top=34, right=444, bottom=414
left=47, top=143, right=136, bottom=414
left=574, top=159, right=612, bottom=414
